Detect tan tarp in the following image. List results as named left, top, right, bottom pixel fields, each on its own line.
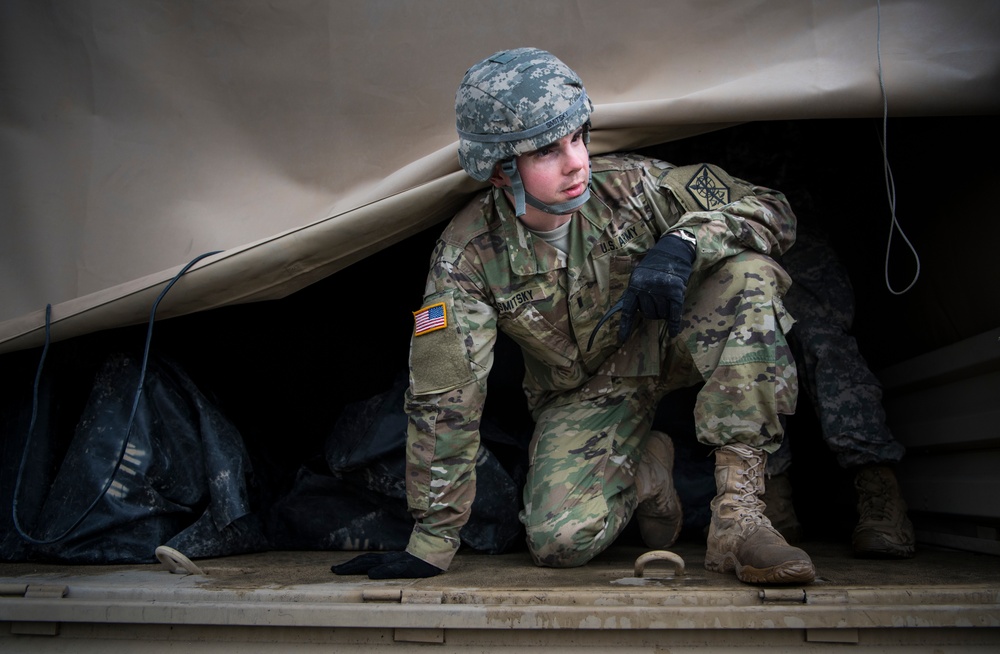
left=2, top=0, right=999, bottom=355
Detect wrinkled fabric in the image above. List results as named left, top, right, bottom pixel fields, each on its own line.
left=2, top=352, right=266, bottom=564
left=291, top=376, right=527, bottom=555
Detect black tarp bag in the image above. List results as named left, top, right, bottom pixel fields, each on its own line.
left=266, top=374, right=528, bottom=554
left=3, top=252, right=268, bottom=564
left=3, top=349, right=268, bottom=564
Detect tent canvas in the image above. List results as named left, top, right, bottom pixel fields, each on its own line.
left=2, top=0, right=999, bottom=355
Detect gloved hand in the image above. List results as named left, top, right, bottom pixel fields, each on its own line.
left=589, top=233, right=695, bottom=349
left=331, top=551, right=444, bottom=579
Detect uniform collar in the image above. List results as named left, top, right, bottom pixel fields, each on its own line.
left=492, top=187, right=612, bottom=276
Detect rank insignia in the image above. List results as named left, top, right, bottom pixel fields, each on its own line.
left=413, top=302, right=447, bottom=336
left=686, top=164, right=731, bottom=210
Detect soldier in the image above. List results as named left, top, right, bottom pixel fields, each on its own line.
left=764, top=221, right=915, bottom=559
left=333, top=47, right=815, bottom=584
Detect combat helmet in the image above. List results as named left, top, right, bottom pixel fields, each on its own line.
left=456, top=47, right=593, bottom=216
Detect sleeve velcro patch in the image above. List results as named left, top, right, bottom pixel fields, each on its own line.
left=410, top=295, right=475, bottom=395
left=661, top=163, right=751, bottom=213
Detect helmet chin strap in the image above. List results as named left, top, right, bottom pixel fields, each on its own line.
left=500, top=159, right=591, bottom=217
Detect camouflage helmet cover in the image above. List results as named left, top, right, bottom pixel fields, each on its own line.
left=456, top=47, right=592, bottom=182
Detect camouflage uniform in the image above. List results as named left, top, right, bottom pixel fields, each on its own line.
left=778, top=223, right=906, bottom=469
left=404, top=153, right=799, bottom=570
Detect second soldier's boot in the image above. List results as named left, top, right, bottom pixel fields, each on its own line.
left=705, top=443, right=816, bottom=585
left=852, top=465, right=916, bottom=559
left=634, top=430, right=684, bottom=549
left=762, top=472, right=804, bottom=543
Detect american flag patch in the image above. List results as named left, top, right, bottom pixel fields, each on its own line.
left=413, top=302, right=447, bottom=336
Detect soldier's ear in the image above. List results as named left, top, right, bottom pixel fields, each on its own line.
left=488, top=164, right=508, bottom=189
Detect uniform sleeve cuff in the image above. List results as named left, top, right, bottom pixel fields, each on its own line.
left=405, top=525, right=460, bottom=571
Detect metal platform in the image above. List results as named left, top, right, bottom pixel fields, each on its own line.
left=3, top=539, right=999, bottom=652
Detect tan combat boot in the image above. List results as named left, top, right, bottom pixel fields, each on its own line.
left=634, top=430, right=684, bottom=549
left=853, top=465, right=915, bottom=559
left=762, top=472, right=804, bottom=543
left=705, top=443, right=816, bottom=584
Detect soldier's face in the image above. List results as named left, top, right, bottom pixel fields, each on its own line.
left=515, top=127, right=590, bottom=206
left=491, top=126, right=590, bottom=222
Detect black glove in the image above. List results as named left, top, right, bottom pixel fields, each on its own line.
left=331, top=551, right=444, bottom=579
left=589, top=233, right=695, bottom=349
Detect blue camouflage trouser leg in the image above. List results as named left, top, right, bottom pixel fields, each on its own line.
left=522, top=251, right=798, bottom=567
left=779, top=226, right=905, bottom=469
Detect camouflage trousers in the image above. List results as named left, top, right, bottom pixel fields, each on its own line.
left=775, top=225, right=905, bottom=472
left=521, top=251, right=798, bottom=567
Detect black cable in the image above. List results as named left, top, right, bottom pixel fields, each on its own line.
left=12, top=250, right=222, bottom=545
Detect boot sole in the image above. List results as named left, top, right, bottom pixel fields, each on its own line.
left=853, top=531, right=916, bottom=559
left=705, top=552, right=816, bottom=585
left=853, top=544, right=916, bottom=559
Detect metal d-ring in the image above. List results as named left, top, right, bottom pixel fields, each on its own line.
left=633, top=550, right=685, bottom=578
left=155, top=545, right=206, bottom=576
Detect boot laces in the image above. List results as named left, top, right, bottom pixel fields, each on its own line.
left=729, top=448, right=767, bottom=526
left=857, top=467, right=899, bottom=524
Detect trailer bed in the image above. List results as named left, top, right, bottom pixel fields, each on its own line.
left=2, top=540, right=998, bottom=652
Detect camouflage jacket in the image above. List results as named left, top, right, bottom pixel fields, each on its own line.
left=404, top=153, right=797, bottom=570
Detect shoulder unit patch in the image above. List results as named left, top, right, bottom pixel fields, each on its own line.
left=659, top=163, right=751, bottom=214
left=685, top=164, right=731, bottom=210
